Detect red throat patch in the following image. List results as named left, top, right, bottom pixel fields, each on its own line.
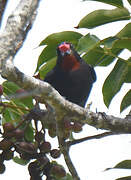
left=61, top=54, right=80, bottom=71
left=58, top=42, right=70, bottom=52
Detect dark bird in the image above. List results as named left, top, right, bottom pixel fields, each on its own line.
left=44, top=42, right=96, bottom=107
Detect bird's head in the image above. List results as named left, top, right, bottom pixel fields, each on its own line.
left=57, top=42, right=73, bottom=57
left=56, top=42, right=80, bottom=71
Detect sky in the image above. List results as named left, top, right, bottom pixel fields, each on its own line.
left=0, top=0, right=131, bottom=180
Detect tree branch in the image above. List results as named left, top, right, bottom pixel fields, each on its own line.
left=67, top=131, right=120, bottom=147
left=0, top=0, right=41, bottom=68
left=0, top=61, right=131, bottom=133
left=0, top=0, right=8, bottom=27
left=56, top=120, right=80, bottom=180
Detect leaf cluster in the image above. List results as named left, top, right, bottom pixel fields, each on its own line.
left=35, top=0, right=131, bottom=113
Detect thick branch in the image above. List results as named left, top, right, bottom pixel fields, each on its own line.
left=0, top=0, right=41, bottom=68
left=1, top=61, right=131, bottom=133
left=0, top=0, right=8, bottom=27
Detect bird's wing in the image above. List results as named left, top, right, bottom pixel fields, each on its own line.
left=89, top=65, right=96, bottom=83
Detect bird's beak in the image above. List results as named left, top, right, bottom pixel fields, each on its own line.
left=61, top=49, right=72, bottom=56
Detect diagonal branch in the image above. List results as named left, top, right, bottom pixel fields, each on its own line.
left=56, top=119, right=80, bottom=180
left=67, top=131, right=121, bottom=147
left=0, top=0, right=41, bottom=68
left=1, top=61, right=131, bottom=134
left=0, top=0, right=8, bottom=27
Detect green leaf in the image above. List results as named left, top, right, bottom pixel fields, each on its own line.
left=90, top=23, right=131, bottom=66
left=117, top=23, right=131, bottom=38
left=120, top=90, right=131, bottom=112
left=124, top=58, right=131, bottom=83
left=114, top=160, right=131, bottom=169
left=102, top=59, right=129, bottom=107
left=3, top=81, right=20, bottom=95
left=113, top=38, right=131, bottom=51
left=82, top=46, right=105, bottom=66
left=40, top=31, right=82, bottom=46
left=116, top=176, right=131, bottom=180
left=102, top=36, right=119, bottom=48
left=82, top=46, right=122, bottom=66
left=3, top=81, right=33, bottom=109
left=82, top=0, right=124, bottom=7
left=40, top=57, right=56, bottom=79
left=76, top=33, right=100, bottom=54
left=2, top=108, right=21, bottom=125
left=35, top=45, right=57, bottom=72
left=24, top=124, right=34, bottom=142
left=77, top=8, right=130, bottom=29
left=13, top=156, right=29, bottom=165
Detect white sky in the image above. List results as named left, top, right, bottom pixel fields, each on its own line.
left=0, top=0, right=131, bottom=180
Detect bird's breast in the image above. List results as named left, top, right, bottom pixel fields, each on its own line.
left=61, top=55, right=80, bottom=71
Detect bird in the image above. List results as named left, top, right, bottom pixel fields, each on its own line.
left=44, top=42, right=96, bottom=107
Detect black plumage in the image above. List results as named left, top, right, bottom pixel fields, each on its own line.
left=44, top=42, right=96, bottom=107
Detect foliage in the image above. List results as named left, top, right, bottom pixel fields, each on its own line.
left=36, top=0, right=131, bottom=113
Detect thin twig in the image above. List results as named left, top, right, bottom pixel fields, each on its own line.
left=56, top=120, right=80, bottom=180
left=0, top=102, right=30, bottom=112
left=67, top=131, right=120, bottom=147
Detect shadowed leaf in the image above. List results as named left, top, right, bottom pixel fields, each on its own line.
left=102, top=59, right=129, bottom=107
left=120, top=90, right=131, bottom=112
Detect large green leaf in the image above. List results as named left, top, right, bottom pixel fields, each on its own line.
left=82, top=45, right=122, bottom=66
left=117, top=23, right=131, bottom=38
left=82, top=0, right=123, bottom=7
left=120, top=90, right=131, bottom=112
left=77, top=8, right=130, bottom=29
left=40, top=31, right=82, bottom=46
left=91, top=23, right=131, bottom=66
left=114, top=160, right=131, bottom=169
left=76, top=33, right=100, bottom=54
left=102, top=36, right=119, bottom=48
left=35, top=45, right=57, bottom=72
left=82, top=46, right=105, bottom=66
left=40, top=57, right=56, bottom=79
left=113, top=38, right=131, bottom=51
left=102, top=59, right=130, bottom=107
